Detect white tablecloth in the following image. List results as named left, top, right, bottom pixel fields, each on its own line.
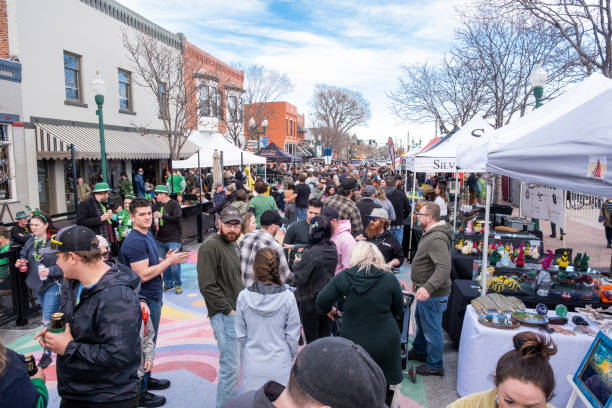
left=457, top=305, right=593, bottom=407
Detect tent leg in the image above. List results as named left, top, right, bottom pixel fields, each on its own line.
left=519, top=181, right=523, bottom=217
left=452, top=171, right=459, bottom=240
left=408, top=172, right=417, bottom=261
left=480, top=176, right=492, bottom=295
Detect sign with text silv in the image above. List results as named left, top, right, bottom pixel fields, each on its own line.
left=521, top=184, right=565, bottom=229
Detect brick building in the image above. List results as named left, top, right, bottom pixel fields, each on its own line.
left=244, top=101, right=307, bottom=155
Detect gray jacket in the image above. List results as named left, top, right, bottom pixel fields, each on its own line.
left=235, top=283, right=301, bottom=392
left=139, top=313, right=155, bottom=378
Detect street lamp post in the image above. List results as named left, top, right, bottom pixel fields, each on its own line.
left=248, top=117, right=268, bottom=152
left=530, top=62, right=548, bottom=109
left=528, top=62, right=548, bottom=231
left=92, top=71, right=107, bottom=184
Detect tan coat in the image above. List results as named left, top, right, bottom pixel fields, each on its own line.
left=77, top=182, right=91, bottom=201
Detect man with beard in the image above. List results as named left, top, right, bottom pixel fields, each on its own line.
left=365, top=208, right=403, bottom=269
left=197, top=206, right=244, bottom=407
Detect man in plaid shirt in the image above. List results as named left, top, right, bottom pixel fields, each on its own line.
left=239, top=210, right=292, bottom=287
left=322, top=178, right=363, bottom=236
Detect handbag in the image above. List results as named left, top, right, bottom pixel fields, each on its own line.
left=599, top=214, right=605, bottom=223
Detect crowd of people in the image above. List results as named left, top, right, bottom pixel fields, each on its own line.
left=0, top=160, right=564, bottom=408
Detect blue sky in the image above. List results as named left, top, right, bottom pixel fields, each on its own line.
left=121, top=0, right=461, bottom=145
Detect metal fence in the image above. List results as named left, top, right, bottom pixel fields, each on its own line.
left=565, top=192, right=606, bottom=221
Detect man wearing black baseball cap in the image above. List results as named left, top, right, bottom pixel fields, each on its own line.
left=221, top=337, right=387, bottom=408
left=35, top=226, right=142, bottom=407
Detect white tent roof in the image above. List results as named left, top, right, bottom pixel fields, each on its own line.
left=407, top=117, right=493, bottom=172
left=172, top=131, right=266, bottom=169
left=486, top=73, right=612, bottom=197
left=454, top=117, right=495, bottom=173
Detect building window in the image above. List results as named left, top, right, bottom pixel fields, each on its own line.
left=158, top=82, right=169, bottom=118
left=227, top=95, right=243, bottom=123
left=217, top=89, right=223, bottom=120
left=198, top=84, right=218, bottom=118
left=64, top=51, right=82, bottom=101
left=0, top=124, right=15, bottom=200
left=286, top=118, right=289, bottom=136
left=118, top=69, right=133, bottom=110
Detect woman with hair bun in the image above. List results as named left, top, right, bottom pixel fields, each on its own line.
left=449, top=331, right=557, bottom=408
left=234, top=247, right=301, bottom=392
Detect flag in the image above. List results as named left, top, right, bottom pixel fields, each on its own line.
left=388, top=137, right=395, bottom=170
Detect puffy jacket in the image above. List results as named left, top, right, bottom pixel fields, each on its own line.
left=293, top=239, right=338, bottom=302
left=56, top=262, right=141, bottom=402
left=330, top=220, right=356, bottom=275
left=235, top=283, right=300, bottom=391
left=385, top=187, right=411, bottom=227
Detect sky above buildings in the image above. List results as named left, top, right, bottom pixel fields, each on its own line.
left=120, top=0, right=461, bottom=147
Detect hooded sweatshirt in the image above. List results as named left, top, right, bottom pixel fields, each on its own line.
left=384, top=187, right=411, bottom=227
left=410, top=220, right=452, bottom=298
left=57, top=262, right=141, bottom=402
left=235, top=283, right=301, bottom=392
left=330, top=219, right=356, bottom=275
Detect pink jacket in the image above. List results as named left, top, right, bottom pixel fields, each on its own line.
left=331, top=220, right=357, bottom=275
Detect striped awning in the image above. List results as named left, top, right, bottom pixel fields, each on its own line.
left=35, top=123, right=199, bottom=160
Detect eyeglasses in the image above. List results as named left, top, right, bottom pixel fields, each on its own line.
left=415, top=212, right=431, bottom=217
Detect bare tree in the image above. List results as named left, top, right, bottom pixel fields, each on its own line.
left=241, top=65, right=294, bottom=148
left=388, top=58, right=489, bottom=133
left=122, top=30, right=198, bottom=160
left=309, top=85, right=371, bottom=155
left=493, top=0, right=612, bottom=77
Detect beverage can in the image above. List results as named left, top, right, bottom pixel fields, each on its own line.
left=19, top=259, right=28, bottom=272
left=24, top=353, right=37, bottom=376
left=50, top=312, right=66, bottom=334
left=38, top=263, right=47, bottom=281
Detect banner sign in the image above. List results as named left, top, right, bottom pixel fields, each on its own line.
left=411, top=157, right=457, bottom=172
left=388, top=137, right=395, bottom=170
left=521, top=184, right=565, bottom=229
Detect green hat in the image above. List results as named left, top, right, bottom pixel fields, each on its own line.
left=124, top=194, right=135, bottom=200
left=16, top=211, right=28, bottom=220
left=154, top=185, right=169, bottom=194
left=92, top=182, right=111, bottom=193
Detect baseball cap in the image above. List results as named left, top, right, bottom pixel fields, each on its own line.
left=363, top=184, right=376, bottom=196
left=40, top=226, right=98, bottom=254
left=213, top=181, right=223, bottom=189
left=260, top=210, right=286, bottom=227
left=219, top=206, right=243, bottom=224
left=320, top=206, right=339, bottom=220
left=368, top=208, right=389, bottom=220
left=292, top=337, right=386, bottom=408
left=340, top=177, right=357, bottom=192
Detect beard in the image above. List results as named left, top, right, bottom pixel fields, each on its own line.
left=219, top=227, right=239, bottom=243
left=365, top=222, right=381, bottom=240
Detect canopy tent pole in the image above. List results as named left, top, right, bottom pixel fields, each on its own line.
left=480, top=175, right=492, bottom=295
left=519, top=181, right=524, bottom=217
left=408, top=171, right=417, bottom=261
left=452, top=171, right=459, bottom=240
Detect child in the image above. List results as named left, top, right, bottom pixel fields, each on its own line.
left=139, top=302, right=155, bottom=394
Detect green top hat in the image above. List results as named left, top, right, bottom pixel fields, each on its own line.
left=124, top=194, right=135, bottom=200
left=92, top=182, right=111, bottom=193
left=16, top=210, right=28, bottom=220
left=154, top=185, right=169, bottom=194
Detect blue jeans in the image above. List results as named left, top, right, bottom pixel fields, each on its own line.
left=141, top=298, right=162, bottom=393
left=156, top=241, right=182, bottom=287
left=37, top=283, right=61, bottom=356
left=210, top=312, right=241, bottom=407
left=296, top=207, right=307, bottom=221
left=412, top=295, right=448, bottom=369
left=390, top=227, right=403, bottom=245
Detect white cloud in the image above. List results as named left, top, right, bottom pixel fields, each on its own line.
left=119, top=0, right=461, bottom=145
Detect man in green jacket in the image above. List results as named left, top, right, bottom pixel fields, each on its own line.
left=197, top=206, right=243, bottom=407
left=119, top=173, right=134, bottom=198
left=409, top=201, right=452, bottom=377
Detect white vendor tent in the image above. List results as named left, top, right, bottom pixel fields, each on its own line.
left=172, top=131, right=266, bottom=169
left=455, top=117, right=495, bottom=173
left=407, top=117, right=493, bottom=173
left=486, top=73, right=612, bottom=197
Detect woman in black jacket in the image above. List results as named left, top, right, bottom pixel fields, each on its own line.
left=17, top=212, right=62, bottom=368
left=292, top=215, right=338, bottom=343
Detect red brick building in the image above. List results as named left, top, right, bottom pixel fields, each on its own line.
left=244, top=101, right=306, bottom=154
left=0, top=0, right=8, bottom=58
left=184, top=40, right=245, bottom=138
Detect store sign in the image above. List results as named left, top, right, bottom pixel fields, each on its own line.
left=414, top=157, right=457, bottom=172
left=521, top=184, right=565, bottom=228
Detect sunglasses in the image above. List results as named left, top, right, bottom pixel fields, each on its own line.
left=49, top=235, right=64, bottom=249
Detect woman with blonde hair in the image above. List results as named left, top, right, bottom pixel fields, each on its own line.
left=316, top=241, right=404, bottom=406
left=374, top=186, right=396, bottom=223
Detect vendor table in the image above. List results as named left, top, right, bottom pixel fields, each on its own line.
left=457, top=305, right=591, bottom=408
left=442, top=279, right=604, bottom=347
